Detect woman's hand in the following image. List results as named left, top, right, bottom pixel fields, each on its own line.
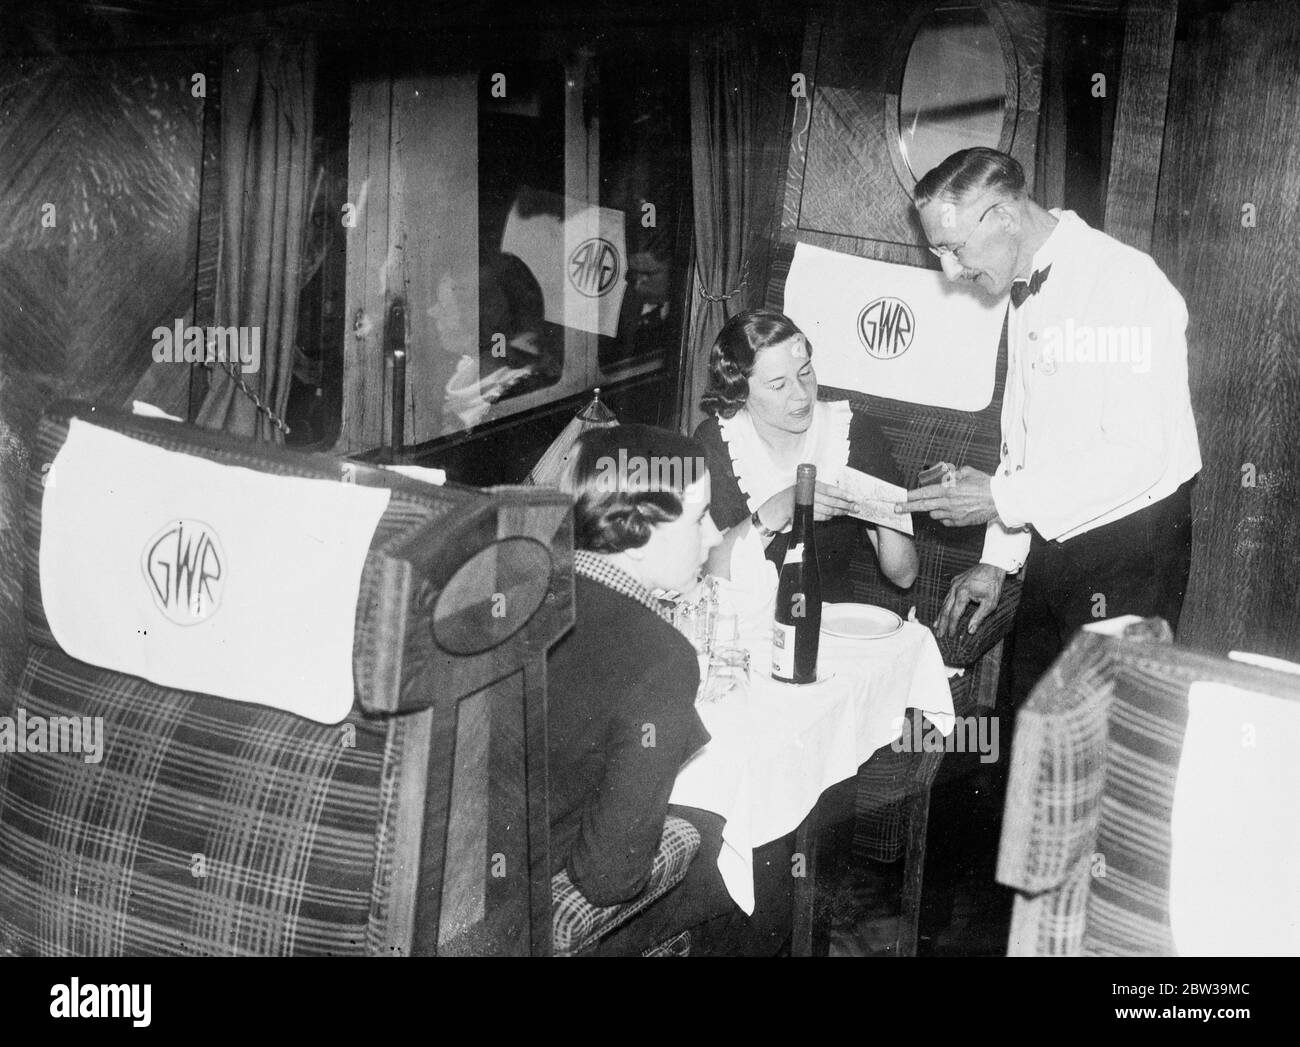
left=756, top=482, right=860, bottom=530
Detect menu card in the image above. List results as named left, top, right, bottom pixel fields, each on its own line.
left=834, top=466, right=914, bottom=536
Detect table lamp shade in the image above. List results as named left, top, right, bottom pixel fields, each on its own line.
left=526, top=388, right=618, bottom=487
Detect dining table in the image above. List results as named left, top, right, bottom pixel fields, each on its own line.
left=668, top=582, right=955, bottom=915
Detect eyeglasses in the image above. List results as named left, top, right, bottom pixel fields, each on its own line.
left=927, top=202, right=1000, bottom=261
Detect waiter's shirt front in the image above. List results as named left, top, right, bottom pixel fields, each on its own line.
left=982, top=209, right=1202, bottom=572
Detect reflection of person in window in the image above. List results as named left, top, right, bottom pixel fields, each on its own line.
left=608, top=233, right=673, bottom=366
left=442, top=253, right=559, bottom=428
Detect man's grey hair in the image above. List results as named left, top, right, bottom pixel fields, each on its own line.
left=913, top=147, right=1027, bottom=209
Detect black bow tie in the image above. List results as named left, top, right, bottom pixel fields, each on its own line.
left=1010, top=264, right=1052, bottom=308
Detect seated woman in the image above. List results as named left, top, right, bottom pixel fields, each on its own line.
left=548, top=423, right=765, bottom=955
left=694, top=308, right=917, bottom=599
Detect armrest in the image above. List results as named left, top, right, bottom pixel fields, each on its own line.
left=932, top=572, right=1022, bottom=668
left=551, top=815, right=701, bottom=956
left=996, top=630, right=1114, bottom=895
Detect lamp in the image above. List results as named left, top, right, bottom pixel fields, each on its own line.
left=526, top=387, right=618, bottom=487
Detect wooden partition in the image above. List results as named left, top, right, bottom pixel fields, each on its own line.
left=778, top=0, right=1044, bottom=271
left=1151, top=0, right=1300, bottom=660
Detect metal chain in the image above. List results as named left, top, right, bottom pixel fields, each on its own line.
left=697, top=258, right=750, bottom=304
left=201, top=352, right=291, bottom=436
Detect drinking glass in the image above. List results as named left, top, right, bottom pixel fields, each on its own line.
left=699, top=612, right=750, bottom=703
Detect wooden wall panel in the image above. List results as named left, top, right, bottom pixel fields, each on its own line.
left=343, top=72, right=482, bottom=453
left=342, top=76, right=392, bottom=454
left=390, top=74, right=480, bottom=447
left=0, top=55, right=202, bottom=694
left=1152, top=0, right=1300, bottom=658
left=784, top=0, right=1043, bottom=258
left=1103, top=0, right=1177, bottom=252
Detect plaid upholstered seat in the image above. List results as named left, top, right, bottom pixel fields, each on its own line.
left=0, top=402, right=572, bottom=956
left=767, top=252, right=1020, bottom=862
left=765, top=255, right=1021, bottom=955
left=997, top=618, right=1300, bottom=956
left=551, top=814, right=700, bottom=956
left=826, top=377, right=1022, bottom=866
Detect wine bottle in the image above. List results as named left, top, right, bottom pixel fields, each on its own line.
left=771, top=463, right=822, bottom=684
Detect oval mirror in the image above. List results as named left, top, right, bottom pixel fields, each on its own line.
left=898, top=5, right=1008, bottom=182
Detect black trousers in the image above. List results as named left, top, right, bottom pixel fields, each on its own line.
left=1004, top=477, right=1195, bottom=712
left=920, top=479, right=1197, bottom=939
left=592, top=805, right=794, bottom=957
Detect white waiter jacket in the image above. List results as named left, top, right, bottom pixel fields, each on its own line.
left=982, top=210, right=1202, bottom=573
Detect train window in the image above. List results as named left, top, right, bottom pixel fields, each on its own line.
left=440, top=64, right=570, bottom=432
left=338, top=38, right=692, bottom=454
left=595, top=52, right=692, bottom=377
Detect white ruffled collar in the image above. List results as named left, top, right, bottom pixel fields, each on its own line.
left=717, top=400, right=853, bottom=513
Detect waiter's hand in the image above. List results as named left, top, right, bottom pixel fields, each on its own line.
left=936, top=562, right=1005, bottom=638
left=897, top=466, right=999, bottom=527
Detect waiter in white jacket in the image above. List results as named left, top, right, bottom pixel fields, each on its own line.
left=901, top=147, right=1201, bottom=708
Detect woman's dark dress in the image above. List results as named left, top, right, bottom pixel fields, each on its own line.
left=694, top=408, right=906, bottom=602
left=547, top=564, right=793, bottom=955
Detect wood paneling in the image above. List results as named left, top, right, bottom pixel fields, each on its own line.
left=0, top=55, right=203, bottom=694
left=342, top=76, right=392, bottom=454
left=1102, top=0, right=1177, bottom=252
left=390, top=74, right=480, bottom=447
left=784, top=0, right=1044, bottom=256
left=1152, top=0, right=1300, bottom=658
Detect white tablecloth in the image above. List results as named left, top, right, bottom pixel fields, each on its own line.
left=668, top=612, right=954, bottom=914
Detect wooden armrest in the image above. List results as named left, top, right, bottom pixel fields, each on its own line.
left=996, top=630, right=1114, bottom=894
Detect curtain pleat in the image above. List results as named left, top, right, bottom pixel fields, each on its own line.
left=197, top=38, right=316, bottom=442
left=681, top=29, right=795, bottom=436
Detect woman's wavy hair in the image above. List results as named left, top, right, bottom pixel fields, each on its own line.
left=699, top=308, right=812, bottom=419
left=561, top=424, right=708, bottom=554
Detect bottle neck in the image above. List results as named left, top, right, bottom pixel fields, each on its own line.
left=789, top=498, right=815, bottom=544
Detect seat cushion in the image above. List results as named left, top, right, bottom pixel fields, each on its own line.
left=1, top=406, right=484, bottom=955
left=552, top=815, right=701, bottom=956
left=0, top=645, right=419, bottom=956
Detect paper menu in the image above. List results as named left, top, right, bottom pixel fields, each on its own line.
left=833, top=466, right=913, bottom=536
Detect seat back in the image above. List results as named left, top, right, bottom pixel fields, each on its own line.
left=0, top=401, right=573, bottom=956
left=998, top=618, right=1300, bottom=956
left=766, top=245, right=1009, bottom=622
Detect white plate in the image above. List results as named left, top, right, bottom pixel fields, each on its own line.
left=820, top=603, right=904, bottom=640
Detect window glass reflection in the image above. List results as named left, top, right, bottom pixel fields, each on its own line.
left=597, top=55, right=690, bottom=372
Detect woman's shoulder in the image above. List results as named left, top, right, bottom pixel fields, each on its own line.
left=571, top=576, right=699, bottom=681
left=692, top=413, right=726, bottom=452
left=845, top=404, right=891, bottom=446
left=840, top=403, right=903, bottom=482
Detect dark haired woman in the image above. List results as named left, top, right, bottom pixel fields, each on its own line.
left=547, top=423, right=775, bottom=955
left=694, top=308, right=917, bottom=599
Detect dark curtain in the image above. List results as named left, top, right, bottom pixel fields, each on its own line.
left=681, top=28, right=796, bottom=435
left=197, top=38, right=316, bottom=442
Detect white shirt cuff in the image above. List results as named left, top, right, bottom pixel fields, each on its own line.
left=981, top=519, right=1031, bottom=574
left=990, top=470, right=1032, bottom=531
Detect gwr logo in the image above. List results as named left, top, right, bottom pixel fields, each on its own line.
left=857, top=297, right=916, bottom=359
left=568, top=237, right=620, bottom=298
left=143, top=520, right=225, bottom=625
